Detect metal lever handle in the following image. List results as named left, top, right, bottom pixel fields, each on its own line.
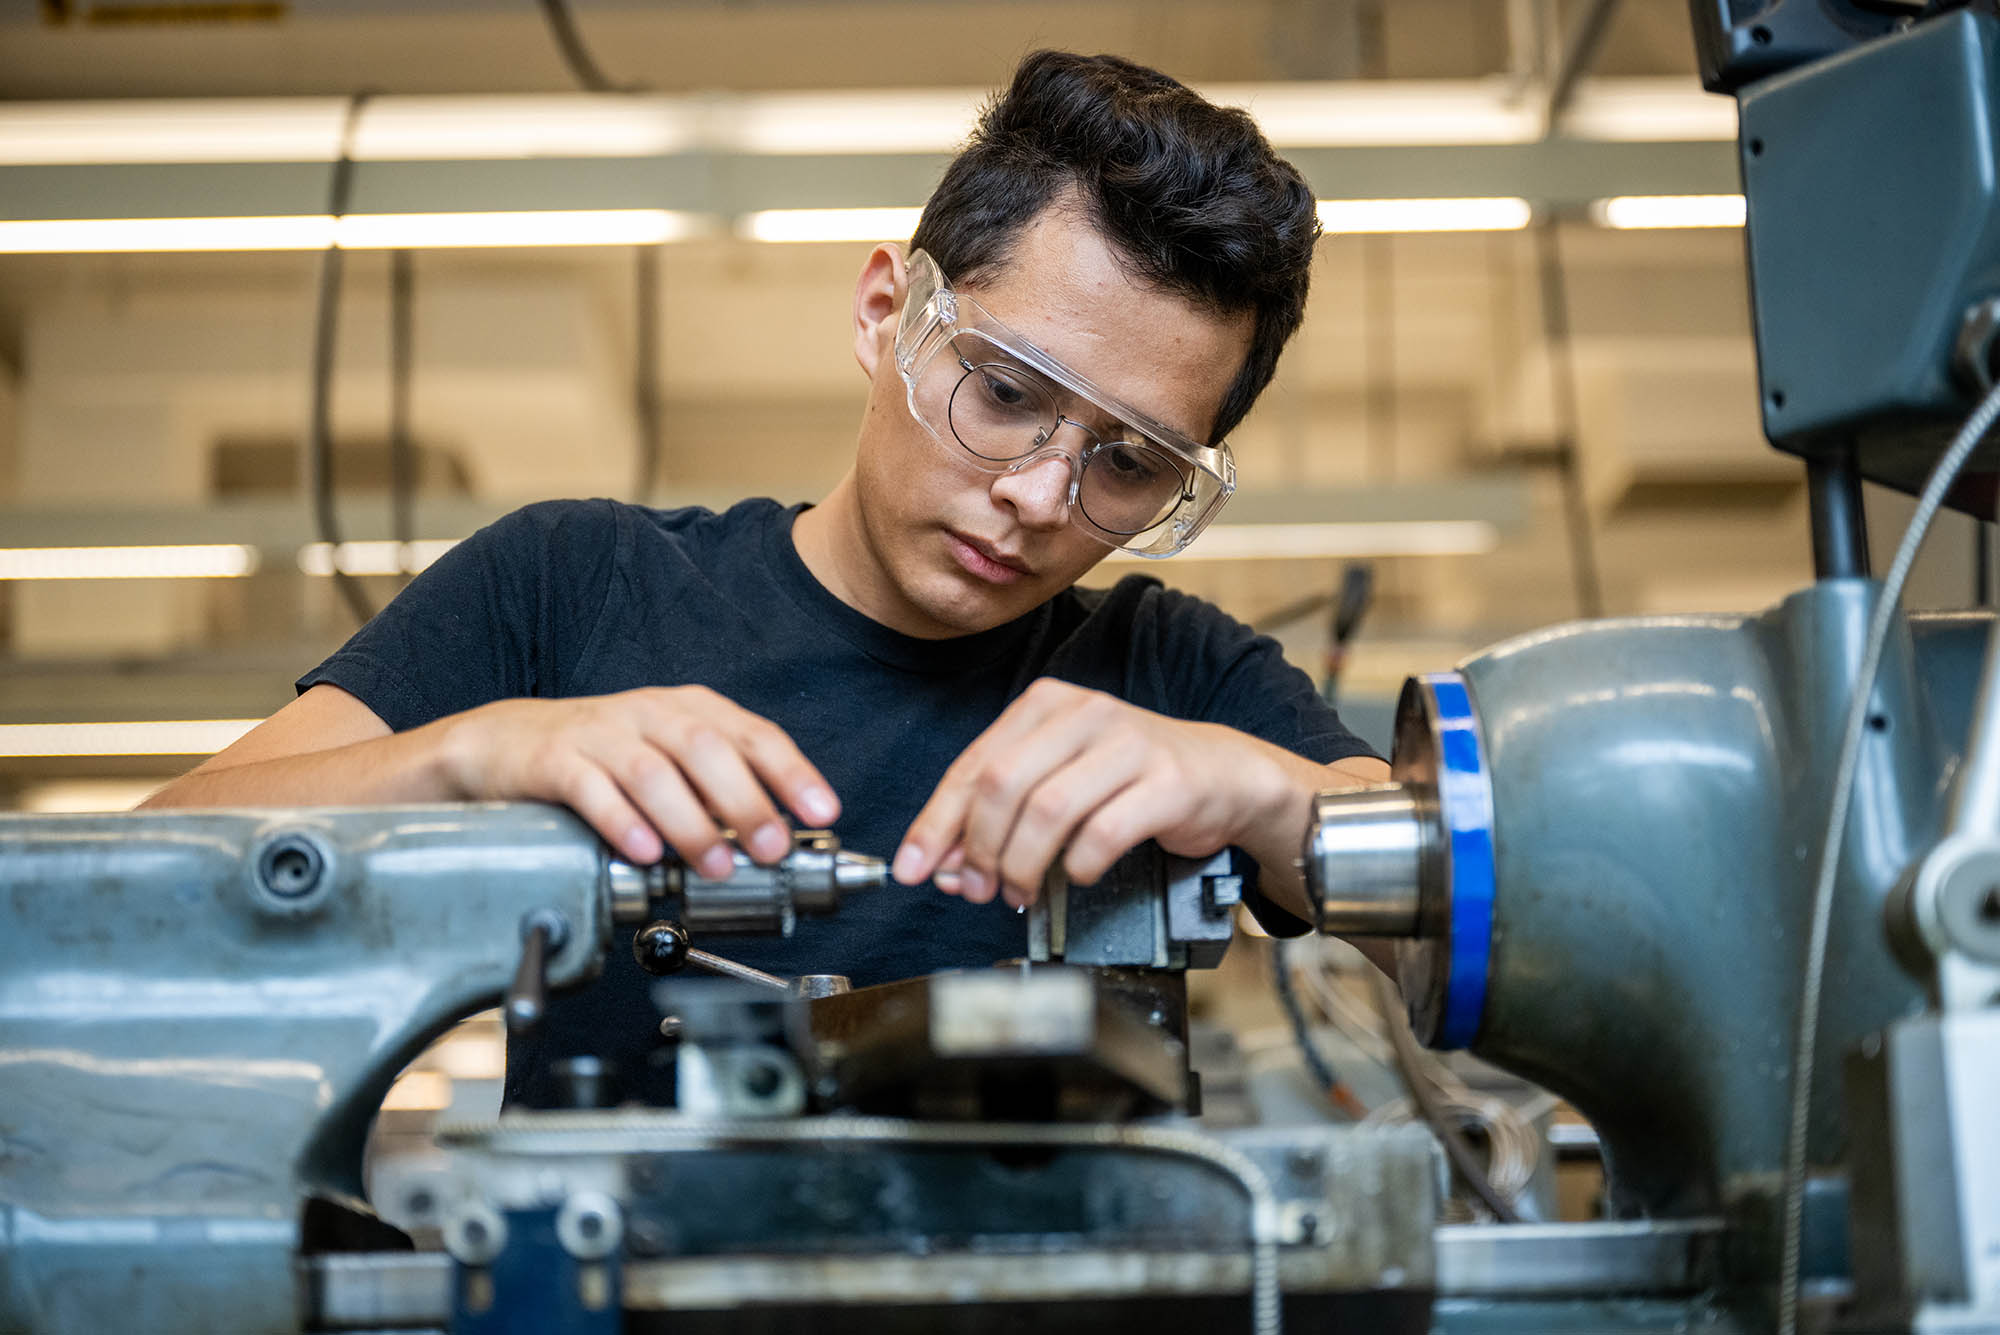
left=686, top=946, right=792, bottom=993
left=632, top=919, right=792, bottom=992
left=506, top=908, right=572, bottom=1036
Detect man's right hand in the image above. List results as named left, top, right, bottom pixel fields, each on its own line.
left=437, top=688, right=840, bottom=873
left=143, top=683, right=840, bottom=876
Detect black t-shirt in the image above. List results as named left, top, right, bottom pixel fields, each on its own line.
left=299, top=498, right=1373, bottom=1101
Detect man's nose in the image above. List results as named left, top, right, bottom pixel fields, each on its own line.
left=989, top=444, right=1077, bottom=530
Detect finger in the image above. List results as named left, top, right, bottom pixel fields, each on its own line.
left=655, top=722, right=791, bottom=864
left=730, top=713, right=840, bottom=828
left=955, top=716, right=1102, bottom=897
left=607, top=743, right=733, bottom=879
left=931, top=845, right=967, bottom=895
left=1062, top=779, right=1198, bottom=887
left=960, top=695, right=1120, bottom=891
left=895, top=681, right=1090, bottom=884
left=995, top=750, right=1148, bottom=906
left=548, top=758, right=663, bottom=866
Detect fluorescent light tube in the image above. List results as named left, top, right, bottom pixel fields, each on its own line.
left=0, top=544, right=259, bottom=580
left=336, top=210, right=702, bottom=249
left=739, top=207, right=926, bottom=243
left=0, top=210, right=703, bottom=255
left=1591, top=194, right=1746, bottom=229
left=1560, top=80, right=1738, bottom=143
left=721, top=91, right=985, bottom=155
left=0, top=720, right=261, bottom=757
left=1211, top=80, right=1539, bottom=146
left=1316, top=198, right=1533, bottom=234
left=0, top=81, right=1733, bottom=167
left=297, top=540, right=458, bottom=577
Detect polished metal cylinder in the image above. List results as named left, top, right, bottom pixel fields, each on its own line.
left=1304, top=783, right=1429, bottom=936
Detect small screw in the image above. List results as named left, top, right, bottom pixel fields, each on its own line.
left=742, top=1060, right=783, bottom=1099
left=658, top=1015, right=683, bottom=1040
left=627, top=1218, right=669, bottom=1257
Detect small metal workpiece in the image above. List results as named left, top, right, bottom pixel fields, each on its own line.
left=1304, top=784, right=1432, bottom=937
left=607, top=829, right=887, bottom=932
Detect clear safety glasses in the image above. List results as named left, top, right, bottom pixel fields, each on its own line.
left=893, top=248, right=1236, bottom=557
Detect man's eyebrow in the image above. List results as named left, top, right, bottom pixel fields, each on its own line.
left=977, top=335, right=1197, bottom=442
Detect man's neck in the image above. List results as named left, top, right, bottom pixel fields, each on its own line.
left=790, top=474, right=924, bottom=636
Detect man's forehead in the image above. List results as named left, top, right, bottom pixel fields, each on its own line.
left=951, top=258, right=1246, bottom=444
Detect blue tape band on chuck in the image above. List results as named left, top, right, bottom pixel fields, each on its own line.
left=1423, top=672, right=1496, bottom=1050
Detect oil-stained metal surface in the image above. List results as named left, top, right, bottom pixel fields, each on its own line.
left=367, top=1114, right=1439, bottom=1333
left=800, top=964, right=1193, bottom=1119
left=0, top=803, right=612, bottom=1335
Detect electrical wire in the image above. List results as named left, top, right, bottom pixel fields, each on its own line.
left=1533, top=220, right=1606, bottom=618
left=1776, top=375, right=2000, bottom=1335
left=1368, top=968, right=1521, bottom=1223
left=1271, top=939, right=1368, bottom=1119
left=632, top=243, right=664, bottom=502
left=308, top=90, right=378, bottom=627
left=534, top=0, right=634, bottom=94
left=388, top=248, right=416, bottom=588
left=529, top=4, right=660, bottom=504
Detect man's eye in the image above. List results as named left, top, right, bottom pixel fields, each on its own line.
left=1099, top=444, right=1164, bottom=482
left=982, top=372, right=1025, bottom=405
left=972, top=368, right=1043, bottom=416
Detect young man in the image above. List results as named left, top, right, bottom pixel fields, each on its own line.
left=145, top=51, right=1389, bottom=1099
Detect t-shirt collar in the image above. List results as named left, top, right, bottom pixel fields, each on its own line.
left=764, top=503, right=1048, bottom=674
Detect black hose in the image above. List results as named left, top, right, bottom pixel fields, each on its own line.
left=1368, top=969, right=1520, bottom=1222
left=1271, top=940, right=1365, bottom=1120
left=536, top=0, right=633, bottom=94
left=308, top=90, right=378, bottom=627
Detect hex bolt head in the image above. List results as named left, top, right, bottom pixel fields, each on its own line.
left=556, top=1191, right=623, bottom=1260
left=256, top=834, right=328, bottom=900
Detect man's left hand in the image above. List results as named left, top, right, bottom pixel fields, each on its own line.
left=890, top=677, right=1384, bottom=909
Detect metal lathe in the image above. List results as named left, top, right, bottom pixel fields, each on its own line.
left=8, top=3, right=2000, bottom=1332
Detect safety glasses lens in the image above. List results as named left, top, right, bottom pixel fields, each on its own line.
left=1078, top=443, right=1189, bottom=536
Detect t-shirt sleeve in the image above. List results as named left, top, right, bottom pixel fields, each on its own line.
left=296, top=499, right=624, bottom=733
left=1133, top=579, right=1382, bottom=937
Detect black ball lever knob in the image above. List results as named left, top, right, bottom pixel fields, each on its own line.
left=633, top=919, right=692, bottom=976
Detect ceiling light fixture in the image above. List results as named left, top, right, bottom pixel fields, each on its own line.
left=0, top=544, right=259, bottom=580
left=738, top=207, right=928, bottom=244
left=1591, top=194, right=1746, bottom=229
left=0, top=720, right=261, bottom=757
left=0, top=209, right=704, bottom=255
left=0, top=81, right=1734, bottom=166
left=296, top=540, right=458, bottom=577
left=1317, top=198, right=1534, bottom=234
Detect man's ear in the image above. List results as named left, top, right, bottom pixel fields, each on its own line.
left=853, top=243, right=908, bottom=378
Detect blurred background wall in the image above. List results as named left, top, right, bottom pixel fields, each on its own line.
left=0, top=0, right=1979, bottom=811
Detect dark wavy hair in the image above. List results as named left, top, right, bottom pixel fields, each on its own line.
left=910, top=50, right=1319, bottom=443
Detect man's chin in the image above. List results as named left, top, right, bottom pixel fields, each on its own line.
left=913, top=572, right=1048, bottom=638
